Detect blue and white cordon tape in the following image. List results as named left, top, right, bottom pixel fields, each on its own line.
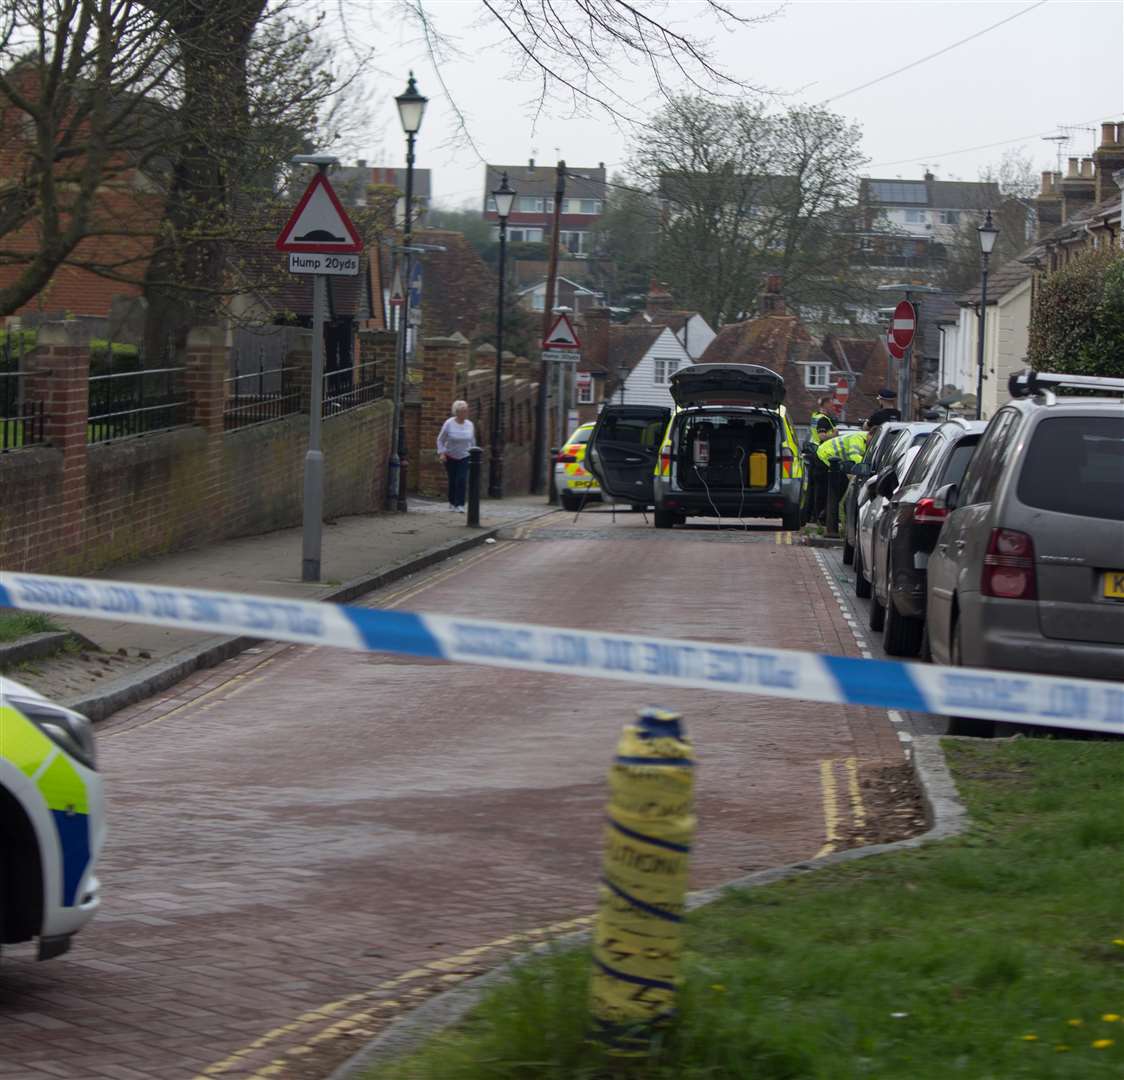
left=1, top=572, right=1121, bottom=735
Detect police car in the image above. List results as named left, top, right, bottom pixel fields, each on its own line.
left=554, top=422, right=602, bottom=512
left=586, top=364, right=804, bottom=529
left=0, top=677, right=105, bottom=961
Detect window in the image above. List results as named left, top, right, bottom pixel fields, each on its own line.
left=508, top=227, right=543, bottom=243
left=531, top=292, right=545, bottom=310
left=577, top=379, right=594, bottom=404
left=485, top=196, right=496, bottom=212
left=803, top=363, right=830, bottom=389
left=563, top=198, right=602, bottom=214
left=653, top=358, right=679, bottom=385
left=937, top=436, right=981, bottom=489
left=939, top=210, right=960, bottom=226
left=959, top=410, right=1018, bottom=505
left=1016, top=417, right=1124, bottom=521
left=903, top=433, right=945, bottom=486
left=904, top=208, right=926, bottom=225
left=517, top=196, right=544, bottom=213
left=560, top=230, right=587, bottom=254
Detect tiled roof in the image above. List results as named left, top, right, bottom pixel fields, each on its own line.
left=608, top=325, right=665, bottom=374
left=484, top=163, right=606, bottom=200
left=410, top=228, right=497, bottom=339
left=862, top=177, right=1001, bottom=210
left=959, top=257, right=1034, bottom=305
left=330, top=165, right=432, bottom=205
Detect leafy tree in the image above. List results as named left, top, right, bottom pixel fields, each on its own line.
left=1028, top=247, right=1124, bottom=376
left=589, top=176, right=659, bottom=304
left=426, top=207, right=496, bottom=260
left=935, top=198, right=1032, bottom=296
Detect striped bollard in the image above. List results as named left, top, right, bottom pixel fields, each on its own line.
left=589, top=707, right=695, bottom=1056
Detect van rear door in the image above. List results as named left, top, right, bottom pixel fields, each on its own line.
left=586, top=405, right=671, bottom=505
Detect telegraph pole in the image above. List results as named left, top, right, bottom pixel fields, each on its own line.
left=533, top=160, right=565, bottom=494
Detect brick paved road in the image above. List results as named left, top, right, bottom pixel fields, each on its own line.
left=0, top=512, right=906, bottom=1079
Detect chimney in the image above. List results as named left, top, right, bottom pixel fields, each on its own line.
left=580, top=307, right=612, bottom=372
left=645, top=279, right=674, bottom=314
left=528, top=158, right=535, bottom=169
left=1094, top=119, right=1124, bottom=202
left=923, top=170, right=934, bottom=182
left=1060, top=157, right=1096, bottom=223
left=357, top=158, right=367, bottom=168
left=759, top=273, right=785, bottom=316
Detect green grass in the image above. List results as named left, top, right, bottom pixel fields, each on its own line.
left=367, top=740, right=1124, bottom=1079
left=0, top=611, right=59, bottom=643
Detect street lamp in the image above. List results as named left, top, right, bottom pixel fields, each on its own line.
left=974, top=209, right=999, bottom=421
left=488, top=172, right=517, bottom=498
left=387, top=71, right=428, bottom=512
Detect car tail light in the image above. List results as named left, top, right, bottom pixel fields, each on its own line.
left=981, top=528, right=1037, bottom=600
left=780, top=447, right=794, bottom=478
left=659, top=449, right=671, bottom=476
left=556, top=452, right=577, bottom=463
left=914, top=497, right=947, bottom=524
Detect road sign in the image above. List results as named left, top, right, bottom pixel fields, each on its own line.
left=835, top=377, right=849, bottom=402
left=543, top=312, right=582, bottom=351
left=891, top=300, right=916, bottom=350
left=276, top=172, right=363, bottom=254
left=545, top=349, right=580, bottom=364
left=886, top=327, right=906, bottom=361
left=288, top=252, right=359, bottom=276
left=409, top=262, right=423, bottom=308
left=389, top=265, right=404, bottom=308
left=576, top=371, right=592, bottom=393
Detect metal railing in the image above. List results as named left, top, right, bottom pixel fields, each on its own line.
left=224, top=357, right=302, bottom=431
left=0, top=334, right=46, bottom=450
left=87, top=364, right=188, bottom=443
left=322, top=359, right=384, bottom=417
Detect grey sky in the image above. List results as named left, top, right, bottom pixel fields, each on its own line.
left=349, top=1, right=1123, bottom=207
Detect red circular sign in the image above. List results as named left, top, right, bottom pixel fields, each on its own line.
left=891, top=300, right=916, bottom=350
left=886, top=328, right=906, bottom=360
left=835, top=377, right=850, bottom=402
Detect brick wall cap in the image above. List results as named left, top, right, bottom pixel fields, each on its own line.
left=187, top=326, right=229, bottom=349
left=424, top=335, right=469, bottom=346
left=474, top=343, right=497, bottom=355
left=37, top=320, right=96, bottom=348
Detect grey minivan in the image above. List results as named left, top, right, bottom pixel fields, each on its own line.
left=926, top=371, right=1124, bottom=731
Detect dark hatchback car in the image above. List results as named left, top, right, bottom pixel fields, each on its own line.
left=867, top=419, right=986, bottom=655
left=842, top=421, right=911, bottom=565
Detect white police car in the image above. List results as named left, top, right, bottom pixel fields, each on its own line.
left=0, top=677, right=105, bottom=960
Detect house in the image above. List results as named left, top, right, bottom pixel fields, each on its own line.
left=698, top=279, right=893, bottom=426
left=482, top=160, right=607, bottom=256
left=517, top=276, right=603, bottom=315
left=855, top=172, right=1004, bottom=275
left=627, top=282, right=716, bottom=360
left=329, top=161, right=432, bottom=226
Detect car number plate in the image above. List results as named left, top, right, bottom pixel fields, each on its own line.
left=570, top=478, right=597, bottom=489
left=1103, top=570, right=1124, bottom=600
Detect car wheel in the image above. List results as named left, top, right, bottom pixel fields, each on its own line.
left=947, top=618, right=994, bottom=737
left=653, top=509, right=675, bottom=529
left=883, top=598, right=923, bottom=656
left=560, top=491, right=582, bottom=512
left=842, top=539, right=854, bottom=565
left=868, top=592, right=885, bottom=631
left=854, top=546, right=871, bottom=599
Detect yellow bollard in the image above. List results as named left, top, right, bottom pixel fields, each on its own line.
left=589, top=707, right=695, bottom=1056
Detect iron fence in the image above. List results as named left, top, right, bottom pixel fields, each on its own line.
left=0, top=333, right=46, bottom=451
left=87, top=364, right=188, bottom=443
left=322, top=359, right=384, bottom=417
left=224, top=354, right=302, bottom=430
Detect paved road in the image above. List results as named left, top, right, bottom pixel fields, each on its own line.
left=0, top=511, right=907, bottom=1079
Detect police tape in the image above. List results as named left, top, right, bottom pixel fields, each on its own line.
left=0, top=571, right=1121, bottom=735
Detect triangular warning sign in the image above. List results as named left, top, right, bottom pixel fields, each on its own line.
left=543, top=312, right=582, bottom=350
left=276, top=173, right=363, bottom=254
left=389, top=266, right=404, bottom=306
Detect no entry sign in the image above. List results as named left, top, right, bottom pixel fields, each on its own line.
left=886, top=327, right=906, bottom=361
left=835, top=377, right=849, bottom=402
left=891, top=300, right=916, bottom=350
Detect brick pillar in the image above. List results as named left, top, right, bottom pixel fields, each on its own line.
left=473, top=343, right=496, bottom=371
left=358, top=328, right=397, bottom=392
left=184, top=326, right=228, bottom=542
left=25, top=321, right=92, bottom=567
left=285, top=332, right=313, bottom=412
left=419, top=336, right=470, bottom=497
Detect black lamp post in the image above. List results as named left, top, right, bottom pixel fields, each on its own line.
left=387, top=71, right=428, bottom=511
left=489, top=172, right=516, bottom=498
left=974, top=209, right=998, bottom=421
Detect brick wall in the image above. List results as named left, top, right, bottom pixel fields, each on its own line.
left=0, top=321, right=393, bottom=574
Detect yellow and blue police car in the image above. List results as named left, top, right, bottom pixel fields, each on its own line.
left=554, top=422, right=602, bottom=512
left=1, top=677, right=105, bottom=961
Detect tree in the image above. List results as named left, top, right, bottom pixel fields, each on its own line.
left=589, top=176, right=660, bottom=304
left=628, top=96, right=867, bottom=326
left=935, top=198, right=1032, bottom=296
left=1028, top=247, right=1124, bottom=377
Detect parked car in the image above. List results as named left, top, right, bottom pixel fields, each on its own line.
left=586, top=364, right=805, bottom=530
left=868, top=419, right=987, bottom=655
left=554, top=422, right=601, bottom=512
left=926, top=370, right=1124, bottom=735
left=1, top=677, right=105, bottom=961
left=841, top=421, right=911, bottom=565
left=853, top=422, right=937, bottom=600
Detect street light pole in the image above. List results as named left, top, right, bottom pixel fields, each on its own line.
left=387, top=72, right=427, bottom=511
left=975, top=210, right=999, bottom=421
left=489, top=172, right=516, bottom=498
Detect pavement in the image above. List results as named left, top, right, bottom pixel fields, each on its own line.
left=4, top=495, right=555, bottom=719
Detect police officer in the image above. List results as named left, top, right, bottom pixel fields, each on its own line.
left=804, top=416, right=836, bottom=524
left=817, top=426, right=870, bottom=536
left=809, top=396, right=837, bottom=446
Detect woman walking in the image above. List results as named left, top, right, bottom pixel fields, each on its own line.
left=436, top=400, right=475, bottom=512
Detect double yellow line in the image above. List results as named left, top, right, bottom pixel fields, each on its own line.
left=774, top=530, right=794, bottom=545
left=815, top=757, right=868, bottom=858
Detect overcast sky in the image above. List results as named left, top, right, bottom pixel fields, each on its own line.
left=340, top=1, right=1123, bottom=207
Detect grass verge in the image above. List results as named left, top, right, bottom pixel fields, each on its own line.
left=367, top=739, right=1124, bottom=1079
left=0, top=610, right=59, bottom=644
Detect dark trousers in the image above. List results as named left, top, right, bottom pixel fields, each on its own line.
left=445, top=456, right=469, bottom=507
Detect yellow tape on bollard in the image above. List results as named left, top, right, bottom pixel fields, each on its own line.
left=589, top=707, right=695, bottom=1056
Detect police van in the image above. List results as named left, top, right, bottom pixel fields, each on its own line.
left=586, top=364, right=804, bottom=529
left=1, top=677, right=105, bottom=961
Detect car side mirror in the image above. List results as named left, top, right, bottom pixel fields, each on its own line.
left=876, top=471, right=898, bottom=498
left=855, top=463, right=872, bottom=478
left=933, top=483, right=958, bottom=511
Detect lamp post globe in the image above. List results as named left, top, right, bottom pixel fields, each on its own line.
left=489, top=172, right=516, bottom=498
left=974, top=209, right=999, bottom=421
left=395, top=72, right=427, bottom=134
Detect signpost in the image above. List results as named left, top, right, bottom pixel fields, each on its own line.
left=543, top=313, right=582, bottom=479
left=891, top=300, right=916, bottom=350
left=277, top=158, right=363, bottom=582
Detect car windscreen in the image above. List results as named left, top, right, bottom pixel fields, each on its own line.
left=567, top=427, right=591, bottom=445
left=1016, top=416, right=1124, bottom=521
left=937, top=436, right=980, bottom=490
left=600, top=414, right=664, bottom=448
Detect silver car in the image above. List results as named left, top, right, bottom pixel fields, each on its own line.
left=926, top=370, right=1124, bottom=734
